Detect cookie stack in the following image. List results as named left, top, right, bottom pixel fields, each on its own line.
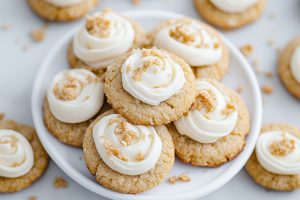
left=43, top=9, right=250, bottom=194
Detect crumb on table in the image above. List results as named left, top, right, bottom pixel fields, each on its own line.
left=53, top=176, right=68, bottom=189
left=132, top=0, right=140, bottom=5
left=31, top=28, right=45, bottom=42
left=0, top=113, right=4, bottom=120
left=28, top=195, right=37, bottom=200
left=168, top=173, right=191, bottom=184
left=261, top=85, right=273, bottom=94
left=240, top=44, right=253, bottom=57
left=264, top=71, right=273, bottom=78
left=235, top=85, right=244, bottom=94
left=0, top=24, right=11, bottom=31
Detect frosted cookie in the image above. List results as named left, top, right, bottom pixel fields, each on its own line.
left=245, top=124, right=300, bottom=191
left=278, top=37, right=300, bottom=99
left=27, top=0, right=99, bottom=22
left=151, top=17, right=229, bottom=80
left=194, top=0, right=266, bottom=30
left=167, top=79, right=250, bottom=167
left=104, top=47, right=197, bottom=126
left=83, top=110, right=174, bottom=194
left=43, top=68, right=104, bottom=147
left=68, top=9, right=146, bottom=76
left=0, top=119, right=49, bottom=193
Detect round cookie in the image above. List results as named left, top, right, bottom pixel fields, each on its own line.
left=104, top=49, right=197, bottom=126
left=0, top=119, right=49, bottom=193
left=68, top=12, right=147, bottom=76
left=27, top=0, right=99, bottom=22
left=278, top=37, right=300, bottom=99
left=194, top=0, right=266, bottom=30
left=83, top=110, right=175, bottom=194
left=245, top=124, right=300, bottom=191
left=149, top=17, right=229, bottom=80
left=167, top=79, right=250, bottom=167
left=43, top=99, right=111, bottom=148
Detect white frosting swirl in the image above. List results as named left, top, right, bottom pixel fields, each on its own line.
left=47, top=69, right=104, bottom=123
left=0, top=129, right=34, bottom=178
left=256, top=131, right=300, bottom=175
left=44, top=0, right=83, bottom=7
left=93, top=114, right=162, bottom=175
left=73, top=11, right=135, bottom=69
left=154, top=22, right=222, bottom=66
left=291, top=46, right=300, bottom=84
left=175, top=81, right=238, bottom=143
left=210, top=0, right=258, bottom=13
left=121, top=49, right=185, bottom=105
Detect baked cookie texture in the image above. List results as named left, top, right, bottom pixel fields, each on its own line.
left=83, top=110, right=175, bottom=194
left=68, top=17, right=147, bottom=76
left=245, top=124, right=300, bottom=191
left=194, top=0, right=266, bottom=30
left=149, top=17, right=229, bottom=80
left=43, top=99, right=111, bottom=148
left=104, top=50, right=197, bottom=126
left=28, top=0, right=99, bottom=22
left=0, top=120, right=49, bottom=193
left=278, top=37, right=300, bottom=99
left=167, top=79, right=250, bottom=167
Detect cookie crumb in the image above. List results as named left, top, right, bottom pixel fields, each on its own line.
left=235, top=85, right=244, bottom=93
left=132, top=0, right=140, bottom=5
left=261, top=85, right=273, bottom=94
left=168, top=173, right=191, bottom=184
left=264, top=71, right=273, bottom=78
left=28, top=195, right=37, bottom=200
left=168, top=176, right=177, bottom=184
left=240, top=44, right=253, bottom=57
left=0, top=24, right=11, bottom=31
left=53, top=176, right=68, bottom=189
left=270, top=134, right=295, bottom=157
left=0, top=113, right=5, bottom=121
left=31, top=28, right=45, bottom=42
left=135, top=152, right=144, bottom=161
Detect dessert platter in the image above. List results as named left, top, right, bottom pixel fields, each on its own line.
left=31, top=9, right=262, bottom=200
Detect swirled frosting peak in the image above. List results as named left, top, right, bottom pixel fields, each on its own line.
left=47, top=68, right=104, bottom=123
left=291, top=46, right=300, bottom=84
left=210, top=0, right=258, bottom=13
left=93, top=114, right=162, bottom=175
left=121, top=48, right=186, bottom=105
left=256, top=131, right=300, bottom=175
left=73, top=9, right=135, bottom=69
left=0, top=129, right=34, bottom=178
left=175, top=80, right=238, bottom=143
left=154, top=20, right=222, bottom=66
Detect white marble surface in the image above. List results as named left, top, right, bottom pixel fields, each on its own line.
left=0, top=0, right=299, bottom=199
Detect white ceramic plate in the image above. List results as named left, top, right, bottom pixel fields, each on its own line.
left=32, top=10, right=262, bottom=200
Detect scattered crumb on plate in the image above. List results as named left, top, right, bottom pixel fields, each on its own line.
left=131, top=0, right=140, bottom=5
left=28, top=195, right=37, bottom=200
left=53, top=176, right=68, bottom=189
left=240, top=44, right=253, bottom=57
left=168, top=173, right=191, bottom=184
left=235, top=85, right=244, bottom=94
left=261, top=85, right=273, bottom=94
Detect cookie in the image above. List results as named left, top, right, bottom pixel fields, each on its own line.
left=68, top=10, right=147, bottom=76
left=0, top=119, right=49, bottom=193
left=83, top=110, right=175, bottom=194
left=104, top=48, right=197, bottom=126
left=43, top=68, right=106, bottom=147
left=27, top=0, right=99, bottom=22
left=245, top=124, right=300, bottom=191
left=168, top=79, right=250, bottom=167
left=194, top=0, right=266, bottom=30
left=278, top=37, right=300, bottom=99
left=150, top=17, right=229, bottom=80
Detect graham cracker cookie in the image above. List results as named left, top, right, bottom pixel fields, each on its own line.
left=83, top=110, right=175, bottom=194
left=167, top=79, right=250, bottom=167
left=0, top=119, right=49, bottom=193
left=194, top=0, right=266, bottom=30
left=43, top=99, right=110, bottom=148
left=278, top=37, right=300, bottom=99
left=27, top=0, right=99, bottom=22
left=104, top=49, right=197, bottom=126
left=68, top=14, right=147, bottom=76
left=149, top=17, right=229, bottom=80
left=245, top=124, right=300, bottom=191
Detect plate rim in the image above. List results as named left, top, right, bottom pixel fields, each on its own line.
left=31, top=9, right=262, bottom=200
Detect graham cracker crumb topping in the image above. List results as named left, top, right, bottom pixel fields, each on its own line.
left=104, top=140, right=128, bottom=162
left=53, top=176, right=68, bottom=189
left=270, top=134, right=296, bottom=157
left=0, top=135, right=18, bottom=149
left=86, top=9, right=112, bottom=38
left=191, top=90, right=216, bottom=112
left=114, top=121, right=137, bottom=146
left=135, top=152, right=144, bottom=161
left=170, top=24, right=197, bottom=45
left=53, top=75, right=84, bottom=101
left=221, top=102, right=236, bottom=116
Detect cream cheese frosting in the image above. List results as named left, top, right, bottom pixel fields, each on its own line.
left=291, top=46, right=300, bottom=84
left=0, top=129, right=34, bottom=178
left=47, top=68, right=104, bottom=123
left=44, top=0, right=83, bottom=7
left=93, top=114, right=162, bottom=175
left=210, top=0, right=258, bottom=13
left=256, top=131, right=300, bottom=175
left=154, top=20, right=222, bottom=66
left=73, top=10, right=135, bottom=69
left=175, top=80, right=238, bottom=143
left=121, top=48, right=186, bottom=105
